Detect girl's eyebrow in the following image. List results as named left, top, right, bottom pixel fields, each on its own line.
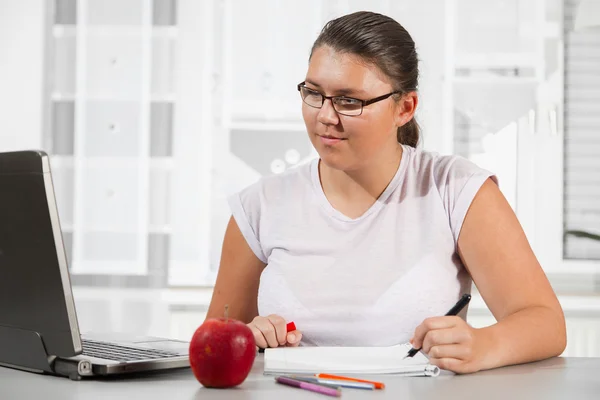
left=304, top=79, right=365, bottom=97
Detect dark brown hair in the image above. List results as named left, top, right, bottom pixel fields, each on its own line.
left=309, top=11, right=420, bottom=147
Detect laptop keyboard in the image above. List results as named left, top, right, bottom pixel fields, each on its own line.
left=81, top=339, right=183, bottom=362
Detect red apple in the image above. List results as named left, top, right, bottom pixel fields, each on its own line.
left=189, top=316, right=256, bottom=388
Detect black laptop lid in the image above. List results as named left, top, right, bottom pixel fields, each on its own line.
left=0, top=150, right=81, bottom=358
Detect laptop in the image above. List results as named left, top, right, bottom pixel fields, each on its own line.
left=0, top=150, right=190, bottom=380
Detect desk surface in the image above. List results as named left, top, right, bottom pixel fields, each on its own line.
left=1, top=356, right=599, bottom=399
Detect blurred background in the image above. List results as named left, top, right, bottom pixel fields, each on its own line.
left=0, top=0, right=599, bottom=356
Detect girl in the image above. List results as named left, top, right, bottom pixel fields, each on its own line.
left=206, top=11, right=566, bottom=374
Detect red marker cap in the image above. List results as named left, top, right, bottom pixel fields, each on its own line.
left=286, top=321, right=297, bottom=332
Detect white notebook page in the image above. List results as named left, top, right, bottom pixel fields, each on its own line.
left=264, top=342, right=440, bottom=377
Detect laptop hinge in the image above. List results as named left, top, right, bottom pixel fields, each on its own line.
left=0, top=325, right=53, bottom=373
left=0, top=325, right=93, bottom=380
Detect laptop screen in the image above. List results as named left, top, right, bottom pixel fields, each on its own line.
left=0, top=150, right=81, bottom=358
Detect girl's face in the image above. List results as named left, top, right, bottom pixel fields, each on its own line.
left=302, top=46, right=414, bottom=172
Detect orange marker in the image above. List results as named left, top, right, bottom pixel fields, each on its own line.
left=315, top=373, right=385, bottom=390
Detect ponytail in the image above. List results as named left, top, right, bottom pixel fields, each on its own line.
left=397, top=118, right=420, bottom=147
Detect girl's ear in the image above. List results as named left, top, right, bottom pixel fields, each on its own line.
left=395, top=92, right=418, bottom=127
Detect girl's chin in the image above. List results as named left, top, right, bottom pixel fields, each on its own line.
left=317, top=153, right=354, bottom=171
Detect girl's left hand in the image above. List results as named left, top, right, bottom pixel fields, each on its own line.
left=410, top=316, right=493, bottom=374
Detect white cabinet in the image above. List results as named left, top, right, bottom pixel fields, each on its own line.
left=85, top=0, right=146, bottom=26
left=53, top=33, right=76, bottom=96
left=84, top=101, right=142, bottom=156
left=48, top=0, right=182, bottom=278
left=448, top=0, right=563, bottom=255
left=151, top=34, right=175, bottom=98
left=79, top=163, right=141, bottom=230
left=223, top=0, right=321, bottom=122
left=454, top=0, right=541, bottom=65
left=0, top=1, right=48, bottom=151
left=43, top=0, right=597, bottom=288
left=84, top=34, right=146, bottom=99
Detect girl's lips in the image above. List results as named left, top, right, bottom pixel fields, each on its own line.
left=318, top=135, right=346, bottom=146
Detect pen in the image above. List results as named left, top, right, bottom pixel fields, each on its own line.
left=403, top=293, right=472, bottom=359
left=315, top=373, right=385, bottom=389
left=275, top=376, right=341, bottom=397
left=290, top=375, right=375, bottom=390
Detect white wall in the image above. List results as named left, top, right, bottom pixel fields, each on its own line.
left=0, top=0, right=48, bottom=151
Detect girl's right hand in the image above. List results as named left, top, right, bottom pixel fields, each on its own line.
left=248, top=314, right=302, bottom=349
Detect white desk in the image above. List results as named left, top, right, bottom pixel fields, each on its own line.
left=1, top=356, right=599, bottom=399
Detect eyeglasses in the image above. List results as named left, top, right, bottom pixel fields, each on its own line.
left=297, top=81, right=402, bottom=116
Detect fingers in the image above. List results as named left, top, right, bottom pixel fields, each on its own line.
left=248, top=315, right=300, bottom=349
left=252, top=315, right=284, bottom=348
left=247, top=320, right=269, bottom=349
left=410, top=316, right=486, bottom=374
left=427, top=344, right=471, bottom=360
left=267, top=314, right=288, bottom=345
left=421, top=328, right=471, bottom=354
left=286, top=330, right=302, bottom=347
left=428, top=357, right=464, bottom=373
left=411, top=316, right=463, bottom=349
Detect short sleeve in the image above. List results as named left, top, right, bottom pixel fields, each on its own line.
left=434, top=156, right=498, bottom=245
left=227, top=182, right=268, bottom=264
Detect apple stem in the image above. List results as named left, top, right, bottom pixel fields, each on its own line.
left=224, top=304, right=229, bottom=320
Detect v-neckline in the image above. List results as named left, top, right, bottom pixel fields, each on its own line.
left=311, top=145, right=409, bottom=222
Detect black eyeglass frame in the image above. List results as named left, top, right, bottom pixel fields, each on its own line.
left=297, top=81, right=403, bottom=116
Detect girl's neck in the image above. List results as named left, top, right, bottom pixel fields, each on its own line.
left=319, top=143, right=403, bottom=203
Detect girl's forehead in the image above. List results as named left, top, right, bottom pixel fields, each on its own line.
left=309, top=46, right=370, bottom=74
left=306, top=46, right=392, bottom=93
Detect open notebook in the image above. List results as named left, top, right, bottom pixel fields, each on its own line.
left=264, top=342, right=440, bottom=377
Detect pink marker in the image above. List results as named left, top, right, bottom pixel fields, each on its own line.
left=276, top=376, right=341, bottom=397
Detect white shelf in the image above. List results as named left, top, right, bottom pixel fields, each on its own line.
left=48, top=155, right=74, bottom=168
left=148, top=157, right=174, bottom=170
left=147, top=225, right=172, bottom=235
left=60, top=223, right=73, bottom=232
left=225, top=121, right=307, bottom=132
left=544, top=21, right=561, bottom=39
left=53, top=25, right=177, bottom=38
left=50, top=156, right=174, bottom=170
left=70, top=260, right=147, bottom=276
left=60, top=224, right=172, bottom=235
left=51, top=93, right=175, bottom=103
left=544, top=260, right=600, bottom=275
left=452, top=76, right=541, bottom=84
left=454, top=53, right=540, bottom=69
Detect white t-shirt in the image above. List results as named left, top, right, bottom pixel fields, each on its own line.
left=228, top=144, right=496, bottom=347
